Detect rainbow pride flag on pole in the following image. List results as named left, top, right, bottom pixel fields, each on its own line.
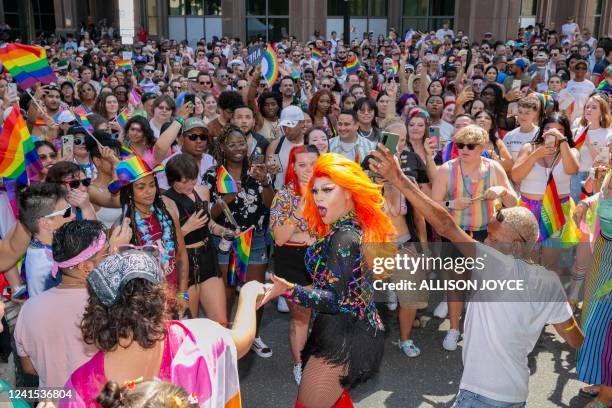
left=0, top=43, right=57, bottom=90
left=216, top=165, right=239, bottom=194
left=0, top=104, right=41, bottom=185
left=574, top=125, right=589, bottom=150
left=227, top=226, right=254, bottom=286
left=116, top=108, right=128, bottom=128
left=129, top=89, right=142, bottom=107
left=392, top=60, right=399, bottom=77
left=540, top=172, right=566, bottom=241
left=116, top=59, right=132, bottom=71
left=262, top=45, right=279, bottom=86
left=73, top=105, right=94, bottom=132
left=311, top=48, right=322, bottom=60
left=345, top=56, right=361, bottom=75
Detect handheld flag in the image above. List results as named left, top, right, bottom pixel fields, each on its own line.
left=73, top=105, right=94, bottom=133
left=540, top=172, right=566, bottom=241
left=65, top=73, right=78, bottom=85
left=129, top=89, right=142, bottom=107
left=262, top=45, right=279, bottom=86
left=216, top=165, right=239, bottom=194
left=345, top=56, right=361, bottom=75
left=311, top=48, right=322, bottom=60
left=574, top=125, right=589, bottom=150
left=0, top=104, right=41, bottom=184
left=100, top=76, right=109, bottom=88
left=0, top=43, right=57, bottom=90
left=404, top=29, right=415, bottom=47
left=116, top=109, right=128, bottom=128
left=391, top=60, right=399, bottom=77
left=119, top=143, right=136, bottom=158
left=116, top=59, right=132, bottom=71
left=227, top=227, right=254, bottom=286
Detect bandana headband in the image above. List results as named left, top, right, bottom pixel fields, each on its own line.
left=51, top=232, right=107, bottom=277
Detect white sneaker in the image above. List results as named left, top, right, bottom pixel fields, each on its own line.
left=251, top=336, right=273, bottom=358
left=399, top=339, right=421, bottom=357
left=386, top=290, right=398, bottom=311
left=433, top=301, right=448, bottom=318
left=293, top=363, right=302, bottom=384
left=443, top=329, right=461, bottom=351
left=277, top=297, right=290, bottom=313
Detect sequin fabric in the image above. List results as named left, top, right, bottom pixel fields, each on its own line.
left=285, top=212, right=384, bottom=332
left=270, top=183, right=308, bottom=232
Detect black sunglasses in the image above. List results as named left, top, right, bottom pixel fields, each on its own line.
left=65, top=178, right=91, bottom=189
left=74, top=137, right=85, bottom=146
left=496, top=209, right=527, bottom=243
left=199, top=81, right=211, bottom=85
left=187, top=133, right=208, bottom=141
left=456, top=142, right=478, bottom=150
left=44, top=206, right=73, bottom=219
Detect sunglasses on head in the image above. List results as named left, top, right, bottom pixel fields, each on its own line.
left=44, top=205, right=72, bottom=219
left=65, top=178, right=91, bottom=189
left=186, top=133, right=208, bottom=141
left=496, top=209, right=527, bottom=243
left=456, top=142, right=478, bottom=150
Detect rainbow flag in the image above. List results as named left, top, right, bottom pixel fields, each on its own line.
left=404, top=28, right=415, bottom=47
left=116, top=108, right=128, bottom=128
left=597, top=79, right=612, bottom=92
left=100, top=76, right=109, bottom=88
left=116, top=59, right=132, bottom=71
left=344, top=56, right=361, bottom=75
left=262, top=45, right=279, bottom=86
left=216, top=165, right=238, bottom=194
left=442, top=141, right=459, bottom=162
left=540, top=172, right=566, bottom=241
left=311, top=48, right=322, bottom=60
left=0, top=43, right=57, bottom=90
left=290, top=72, right=300, bottom=79
left=574, top=125, right=589, bottom=150
left=73, top=105, right=94, bottom=133
left=391, top=60, right=399, bottom=77
left=119, top=143, right=135, bottom=158
left=227, top=227, right=254, bottom=286
left=65, top=73, right=78, bottom=85
left=0, top=104, right=41, bottom=185
left=128, top=88, right=141, bottom=107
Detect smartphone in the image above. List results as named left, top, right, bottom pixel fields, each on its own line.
left=267, top=154, right=283, bottom=174
left=61, top=135, right=74, bottom=160
left=597, top=146, right=610, bottom=163
left=429, top=126, right=442, bottom=150
left=369, top=132, right=400, bottom=178
left=175, top=55, right=182, bottom=62
left=184, top=93, right=196, bottom=114
left=512, top=79, right=522, bottom=90
left=7, top=83, right=17, bottom=94
left=251, top=154, right=265, bottom=165
left=544, top=134, right=556, bottom=147
left=195, top=200, right=209, bottom=217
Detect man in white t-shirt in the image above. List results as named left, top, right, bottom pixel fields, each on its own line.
left=563, top=60, right=595, bottom=122
left=266, top=106, right=305, bottom=190
left=436, top=21, right=454, bottom=41
left=503, top=97, right=540, bottom=161
left=368, top=148, right=584, bottom=408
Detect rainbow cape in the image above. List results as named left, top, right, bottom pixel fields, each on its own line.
left=0, top=104, right=41, bottom=185
left=540, top=172, right=566, bottom=241
left=262, top=45, right=279, bottom=86
left=116, top=108, right=128, bottom=128
left=116, top=59, right=132, bottom=71
left=311, top=48, right=322, bottom=60
left=228, top=226, right=254, bottom=286
left=216, top=165, right=239, bottom=194
left=73, top=105, right=94, bottom=132
left=345, top=56, right=361, bottom=75
left=574, top=125, right=589, bottom=150
left=0, top=43, right=57, bottom=90
left=129, top=88, right=142, bottom=107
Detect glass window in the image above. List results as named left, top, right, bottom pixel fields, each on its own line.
left=247, top=17, right=267, bottom=41
left=403, top=0, right=428, bottom=16
left=369, top=0, right=387, bottom=16
left=268, top=18, right=290, bottom=39
left=187, top=0, right=203, bottom=16
left=205, top=0, right=222, bottom=15
left=247, top=0, right=266, bottom=15
left=520, top=0, right=537, bottom=16
left=328, top=0, right=375, bottom=16
left=430, top=0, right=454, bottom=16
left=402, top=0, right=454, bottom=32
left=268, top=1, right=288, bottom=15
left=147, top=0, right=158, bottom=36
left=169, top=0, right=183, bottom=16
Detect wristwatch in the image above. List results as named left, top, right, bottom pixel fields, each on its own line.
left=558, top=137, right=568, bottom=144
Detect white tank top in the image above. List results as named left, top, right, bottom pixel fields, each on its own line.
left=520, top=160, right=572, bottom=195
left=96, top=207, right=122, bottom=229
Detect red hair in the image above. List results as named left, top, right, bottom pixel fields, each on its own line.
left=303, top=153, right=396, bottom=245
left=284, top=145, right=316, bottom=196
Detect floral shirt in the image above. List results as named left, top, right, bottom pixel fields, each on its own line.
left=285, top=212, right=384, bottom=332
left=203, top=165, right=266, bottom=232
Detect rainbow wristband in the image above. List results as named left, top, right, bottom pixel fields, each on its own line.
left=177, top=292, right=189, bottom=300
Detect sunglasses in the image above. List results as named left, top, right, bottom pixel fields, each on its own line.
left=44, top=206, right=72, bottom=219
left=187, top=133, right=208, bottom=141
left=65, top=178, right=92, bottom=189
left=39, top=153, right=57, bottom=160
left=74, top=137, right=85, bottom=146
left=199, top=81, right=211, bottom=85
left=496, top=209, right=527, bottom=243
left=321, top=84, right=332, bottom=88
left=456, top=142, right=479, bottom=150
left=117, top=244, right=160, bottom=258
left=145, top=69, right=154, bottom=73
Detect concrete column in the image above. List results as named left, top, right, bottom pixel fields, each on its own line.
left=289, top=0, right=326, bottom=42
left=456, top=0, right=521, bottom=41
left=222, top=0, right=245, bottom=40
left=600, top=0, right=611, bottom=37
left=19, top=0, right=35, bottom=42
left=388, top=0, right=401, bottom=35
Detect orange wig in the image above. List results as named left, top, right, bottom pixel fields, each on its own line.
left=303, top=153, right=396, bottom=245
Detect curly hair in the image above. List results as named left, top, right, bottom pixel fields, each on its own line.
left=303, top=153, right=396, bottom=244
left=97, top=380, right=196, bottom=408
left=124, top=115, right=156, bottom=148
left=81, top=278, right=170, bottom=352
left=46, top=161, right=82, bottom=185
left=212, top=125, right=250, bottom=182
left=257, top=91, right=282, bottom=120
left=308, top=90, right=336, bottom=119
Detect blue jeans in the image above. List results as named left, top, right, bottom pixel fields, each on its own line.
left=570, top=171, right=589, bottom=204
left=452, top=390, right=526, bottom=408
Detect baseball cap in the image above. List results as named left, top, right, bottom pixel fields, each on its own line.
left=183, top=117, right=206, bottom=133
left=87, top=250, right=162, bottom=306
left=228, top=59, right=245, bottom=69
left=575, top=59, right=588, bottom=69
left=509, top=58, right=528, bottom=69
left=56, top=110, right=77, bottom=124
left=279, top=106, right=305, bottom=128
left=187, top=69, right=199, bottom=80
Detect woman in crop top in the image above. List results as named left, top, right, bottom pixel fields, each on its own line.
left=512, top=112, right=580, bottom=271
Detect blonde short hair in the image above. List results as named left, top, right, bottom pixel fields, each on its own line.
left=454, top=124, right=488, bottom=145
left=499, top=207, right=539, bottom=248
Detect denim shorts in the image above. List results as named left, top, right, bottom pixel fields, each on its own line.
left=452, top=390, right=526, bottom=408
left=212, top=228, right=269, bottom=265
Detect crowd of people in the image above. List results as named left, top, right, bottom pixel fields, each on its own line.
left=0, top=15, right=611, bottom=408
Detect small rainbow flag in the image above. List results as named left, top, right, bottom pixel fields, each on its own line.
left=128, top=88, right=141, bottom=107
left=311, top=48, right=322, bottom=60
left=216, top=165, right=239, bottom=194
left=228, top=226, right=254, bottom=286
left=404, top=28, right=415, bottom=47
left=392, top=60, right=399, bottom=77
left=100, top=76, right=109, bottom=88
left=291, top=72, right=300, bottom=79
left=0, top=43, right=57, bottom=90
left=540, top=172, right=566, bottom=241
left=574, top=125, right=589, bottom=150
left=116, top=108, right=128, bottom=128
left=116, top=59, right=132, bottom=71
left=119, top=143, right=135, bottom=158
left=0, top=104, right=41, bottom=185
left=65, top=73, right=78, bottom=85
left=73, top=105, right=94, bottom=133
left=344, top=55, right=361, bottom=75
left=262, top=45, right=279, bottom=86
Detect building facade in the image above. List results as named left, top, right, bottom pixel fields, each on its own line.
left=1, top=0, right=610, bottom=44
